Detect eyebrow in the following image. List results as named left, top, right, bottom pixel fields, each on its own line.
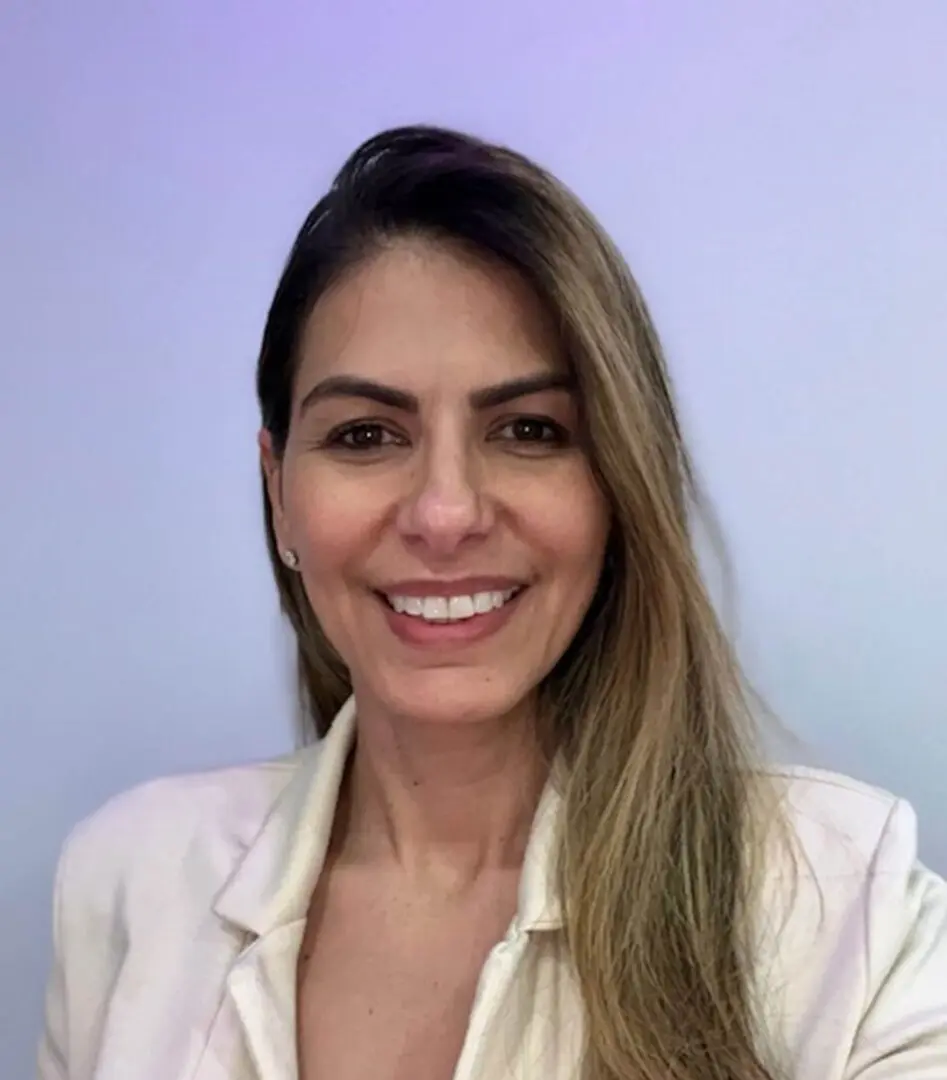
left=297, top=372, right=575, bottom=416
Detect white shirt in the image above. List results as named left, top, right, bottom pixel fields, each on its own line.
left=37, top=697, right=947, bottom=1078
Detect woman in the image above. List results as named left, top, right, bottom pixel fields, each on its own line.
left=38, top=125, right=947, bottom=1080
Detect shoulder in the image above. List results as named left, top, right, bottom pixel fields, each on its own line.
left=41, top=750, right=324, bottom=1076
left=755, top=769, right=947, bottom=1069
left=55, top=748, right=314, bottom=918
left=69, top=749, right=306, bottom=840
left=765, top=763, right=916, bottom=875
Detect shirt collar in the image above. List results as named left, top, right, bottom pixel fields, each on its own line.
left=215, top=696, right=563, bottom=936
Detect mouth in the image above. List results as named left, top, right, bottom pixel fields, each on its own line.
left=376, top=585, right=526, bottom=624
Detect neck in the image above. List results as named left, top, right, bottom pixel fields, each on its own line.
left=334, top=697, right=548, bottom=895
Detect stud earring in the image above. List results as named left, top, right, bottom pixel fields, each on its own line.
left=281, top=548, right=300, bottom=570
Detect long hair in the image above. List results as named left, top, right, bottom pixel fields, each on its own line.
left=256, top=125, right=784, bottom=1080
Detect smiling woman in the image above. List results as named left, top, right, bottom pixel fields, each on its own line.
left=260, top=236, right=608, bottom=731
left=37, top=126, right=947, bottom=1080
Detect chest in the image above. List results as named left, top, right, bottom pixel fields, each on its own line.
left=295, top=870, right=519, bottom=1080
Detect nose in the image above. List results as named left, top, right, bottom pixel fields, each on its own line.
left=396, top=440, right=493, bottom=556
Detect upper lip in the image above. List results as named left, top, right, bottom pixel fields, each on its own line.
left=377, top=577, right=527, bottom=597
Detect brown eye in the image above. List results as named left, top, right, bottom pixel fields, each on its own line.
left=512, top=418, right=551, bottom=442
left=326, top=422, right=406, bottom=451
left=495, top=416, right=569, bottom=446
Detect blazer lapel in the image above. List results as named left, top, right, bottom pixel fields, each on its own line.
left=194, top=922, right=306, bottom=1080
left=190, top=978, right=254, bottom=1080
left=233, top=923, right=307, bottom=1080
left=191, top=699, right=358, bottom=1080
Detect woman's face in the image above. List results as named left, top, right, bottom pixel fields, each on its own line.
left=262, top=238, right=610, bottom=727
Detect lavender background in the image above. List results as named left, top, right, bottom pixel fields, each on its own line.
left=2, top=2, right=946, bottom=1072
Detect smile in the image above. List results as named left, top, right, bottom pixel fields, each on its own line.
left=384, top=587, right=523, bottom=623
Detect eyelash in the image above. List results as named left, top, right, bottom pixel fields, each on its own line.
left=320, top=416, right=570, bottom=453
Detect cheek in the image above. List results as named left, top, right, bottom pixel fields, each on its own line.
left=284, top=467, right=384, bottom=590
left=521, top=471, right=610, bottom=582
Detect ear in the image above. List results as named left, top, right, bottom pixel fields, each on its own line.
left=258, top=428, right=291, bottom=552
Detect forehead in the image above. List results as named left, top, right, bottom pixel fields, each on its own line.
left=296, top=239, right=565, bottom=390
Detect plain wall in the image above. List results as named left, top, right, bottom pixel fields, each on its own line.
left=1, top=1, right=945, bottom=1073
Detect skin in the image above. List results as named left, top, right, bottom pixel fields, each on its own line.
left=260, top=236, right=609, bottom=891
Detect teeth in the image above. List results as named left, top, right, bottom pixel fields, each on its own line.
left=422, top=597, right=449, bottom=621
left=388, top=588, right=519, bottom=622
left=473, top=592, right=494, bottom=614
left=449, top=595, right=475, bottom=619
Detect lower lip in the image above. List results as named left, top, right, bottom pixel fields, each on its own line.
left=377, top=590, right=525, bottom=648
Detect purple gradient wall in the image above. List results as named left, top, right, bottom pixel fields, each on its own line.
left=1, top=3, right=945, bottom=1073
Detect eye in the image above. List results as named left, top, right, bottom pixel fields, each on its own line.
left=493, top=416, right=570, bottom=447
left=324, top=421, right=407, bottom=451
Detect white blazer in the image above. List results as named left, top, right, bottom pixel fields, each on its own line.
left=37, top=697, right=947, bottom=1079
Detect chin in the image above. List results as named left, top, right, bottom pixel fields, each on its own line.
left=364, top=667, right=536, bottom=729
